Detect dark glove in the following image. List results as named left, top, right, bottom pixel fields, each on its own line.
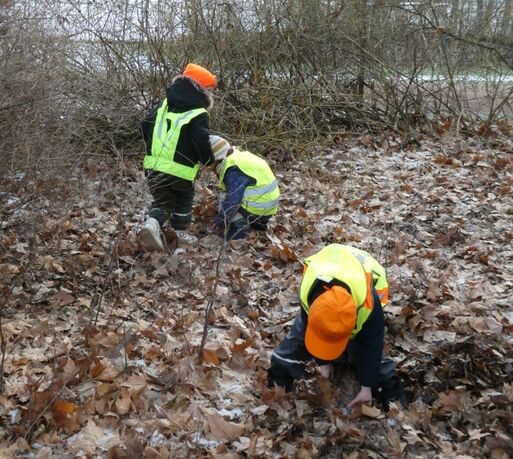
left=372, top=375, right=406, bottom=412
left=267, top=366, right=294, bottom=392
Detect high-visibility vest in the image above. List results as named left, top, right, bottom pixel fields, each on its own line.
left=219, top=148, right=280, bottom=216
left=143, top=100, right=207, bottom=181
left=299, top=244, right=389, bottom=337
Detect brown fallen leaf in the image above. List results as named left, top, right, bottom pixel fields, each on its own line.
left=90, top=360, right=120, bottom=382
left=0, top=438, right=30, bottom=458
left=231, top=337, right=252, bottom=353
left=51, top=399, right=80, bottom=434
left=50, top=290, right=75, bottom=307
left=115, top=388, right=132, bottom=415
left=204, top=413, right=245, bottom=441
left=436, top=390, right=466, bottom=412
left=468, top=428, right=491, bottom=441
left=120, top=375, right=147, bottom=397
left=67, top=420, right=121, bottom=453
left=202, top=347, right=221, bottom=365
left=361, top=404, right=384, bottom=419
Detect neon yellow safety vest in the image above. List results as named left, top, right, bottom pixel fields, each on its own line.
left=143, top=100, right=207, bottom=181
left=219, top=148, right=280, bottom=216
left=299, top=244, right=389, bottom=338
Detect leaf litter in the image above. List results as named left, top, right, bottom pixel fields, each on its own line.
left=1, top=131, right=513, bottom=458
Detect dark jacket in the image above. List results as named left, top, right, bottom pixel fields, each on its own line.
left=268, top=282, right=386, bottom=391
left=141, top=76, right=214, bottom=182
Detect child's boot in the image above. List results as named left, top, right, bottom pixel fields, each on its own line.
left=175, top=230, right=198, bottom=245
left=138, top=217, right=165, bottom=251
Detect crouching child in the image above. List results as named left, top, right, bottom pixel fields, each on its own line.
left=267, top=244, right=406, bottom=411
left=209, top=136, right=280, bottom=240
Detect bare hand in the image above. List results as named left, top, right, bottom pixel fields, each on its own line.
left=319, top=364, right=333, bottom=379
left=348, top=386, right=372, bottom=408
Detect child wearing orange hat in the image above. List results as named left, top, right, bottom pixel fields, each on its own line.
left=267, top=244, right=405, bottom=411
left=139, top=63, right=217, bottom=250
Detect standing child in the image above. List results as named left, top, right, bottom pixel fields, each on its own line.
left=139, top=63, right=217, bottom=250
left=209, top=135, right=280, bottom=240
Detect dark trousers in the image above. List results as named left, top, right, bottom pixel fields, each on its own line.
left=146, top=170, right=194, bottom=230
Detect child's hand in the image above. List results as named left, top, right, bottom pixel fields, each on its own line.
left=348, top=386, right=373, bottom=408
left=319, top=364, right=333, bottom=379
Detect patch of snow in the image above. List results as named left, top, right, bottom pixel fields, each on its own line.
left=9, top=409, right=20, bottom=424
left=217, top=407, right=244, bottom=420
left=149, top=430, right=165, bottom=447
left=191, top=432, right=221, bottom=449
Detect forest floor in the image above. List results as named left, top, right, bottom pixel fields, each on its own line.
left=1, top=126, right=513, bottom=458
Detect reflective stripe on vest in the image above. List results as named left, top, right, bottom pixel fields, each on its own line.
left=143, top=100, right=207, bottom=181
left=219, top=148, right=280, bottom=216
left=299, top=244, right=389, bottom=338
left=345, top=246, right=389, bottom=305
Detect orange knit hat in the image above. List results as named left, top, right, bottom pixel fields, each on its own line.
left=304, top=286, right=356, bottom=361
left=182, top=63, right=217, bottom=90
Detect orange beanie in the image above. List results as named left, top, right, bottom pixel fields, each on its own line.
left=182, top=63, right=217, bottom=90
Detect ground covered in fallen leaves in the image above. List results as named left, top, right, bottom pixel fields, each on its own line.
left=1, top=129, right=513, bottom=458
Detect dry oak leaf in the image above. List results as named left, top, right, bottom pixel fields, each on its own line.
left=115, top=388, right=132, bottom=415
left=233, top=437, right=251, bottom=452
left=202, top=347, right=221, bottom=365
left=231, top=337, right=253, bottom=353
left=40, top=255, right=66, bottom=273
left=297, top=446, right=315, bottom=459
left=468, top=428, right=491, bottom=441
left=403, top=424, right=425, bottom=445
left=0, top=438, right=30, bottom=459
left=143, top=446, right=170, bottom=459
left=202, top=342, right=230, bottom=364
left=34, top=447, right=52, bottom=459
left=51, top=400, right=80, bottom=434
left=267, top=234, right=298, bottom=262
left=503, top=383, right=513, bottom=401
left=436, top=390, right=467, bottom=412
left=248, top=433, right=274, bottom=457
left=204, top=413, right=246, bottom=441
left=90, top=359, right=120, bottom=382
left=93, top=331, right=121, bottom=348
left=120, top=375, right=147, bottom=395
left=361, top=404, right=384, bottom=419
left=50, top=290, right=75, bottom=307
left=114, top=375, right=147, bottom=414
left=67, top=420, right=121, bottom=453
left=423, top=329, right=456, bottom=343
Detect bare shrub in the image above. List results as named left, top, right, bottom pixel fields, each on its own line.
left=1, top=0, right=512, bottom=175
left=0, top=5, right=72, bottom=175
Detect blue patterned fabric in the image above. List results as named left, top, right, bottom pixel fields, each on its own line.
left=215, top=166, right=271, bottom=240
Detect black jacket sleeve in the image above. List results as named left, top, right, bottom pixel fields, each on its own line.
left=189, top=113, right=214, bottom=165
left=352, top=288, right=385, bottom=387
left=269, top=287, right=385, bottom=391
left=268, top=310, right=312, bottom=391
left=141, top=105, right=159, bottom=155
